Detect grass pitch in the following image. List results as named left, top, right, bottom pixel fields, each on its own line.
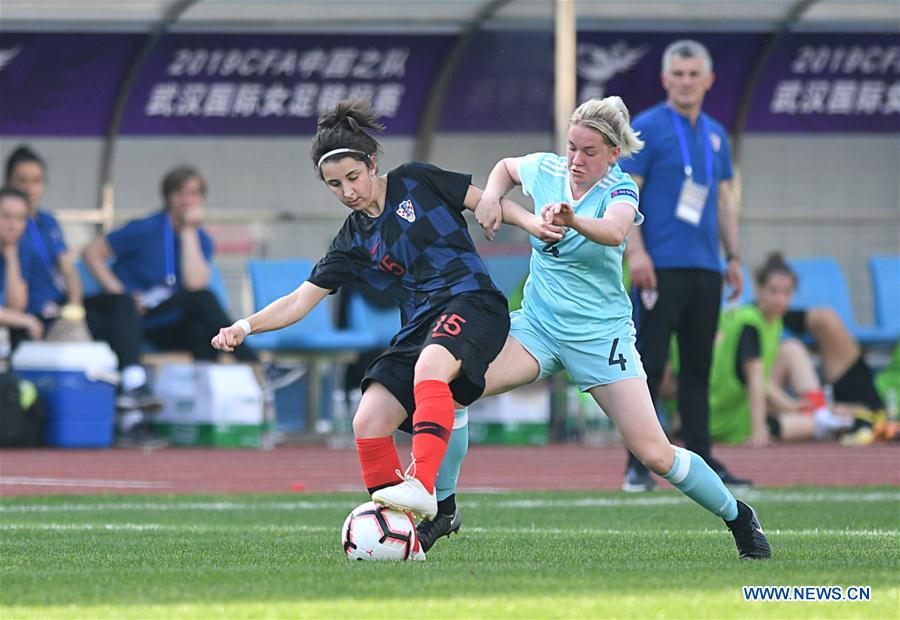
left=1, top=487, right=897, bottom=619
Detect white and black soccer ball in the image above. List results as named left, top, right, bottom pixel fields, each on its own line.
left=341, top=501, right=423, bottom=561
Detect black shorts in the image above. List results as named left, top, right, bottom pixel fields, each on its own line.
left=362, top=290, right=510, bottom=426
left=782, top=310, right=807, bottom=335
left=766, top=415, right=782, bottom=440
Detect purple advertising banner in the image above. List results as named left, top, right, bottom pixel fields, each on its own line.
left=441, top=31, right=898, bottom=133
left=122, top=33, right=453, bottom=135
left=746, top=32, right=900, bottom=132
left=439, top=30, right=555, bottom=132
left=0, top=32, right=453, bottom=136
left=438, top=31, right=765, bottom=132
left=0, top=30, right=896, bottom=136
left=0, top=32, right=142, bottom=135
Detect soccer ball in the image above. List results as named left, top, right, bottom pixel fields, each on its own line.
left=341, top=501, right=423, bottom=561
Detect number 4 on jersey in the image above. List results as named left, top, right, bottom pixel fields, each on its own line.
left=608, top=338, right=627, bottom=371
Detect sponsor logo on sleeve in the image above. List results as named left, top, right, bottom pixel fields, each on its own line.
left=610, top=188, right=638, bottom=200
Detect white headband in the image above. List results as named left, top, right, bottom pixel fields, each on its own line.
left=317, top=148, right=368, bottom=169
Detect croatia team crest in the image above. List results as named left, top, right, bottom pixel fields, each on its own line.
left=396, top=199, right=416, bottom=223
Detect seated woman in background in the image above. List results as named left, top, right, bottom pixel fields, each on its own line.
left=708, top=253, right=883, bottom=446
left=5, top=146, right=88, bottom=341
left=0, top=186, right=44, bottom=349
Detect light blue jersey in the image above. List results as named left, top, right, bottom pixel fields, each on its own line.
left=518, top=153, right=642, bottom=342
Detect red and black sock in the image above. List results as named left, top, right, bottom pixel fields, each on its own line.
left=356, top=436, right=401, bottom=494
left=410, top=380, right=454, bottom=493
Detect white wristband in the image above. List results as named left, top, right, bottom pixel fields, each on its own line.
left=234, top=319, right=252, bottom=336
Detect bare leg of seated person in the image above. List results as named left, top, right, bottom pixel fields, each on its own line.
left=769, top=339, right=853, bottom=440
left=805, top=308, right=859, bottom=382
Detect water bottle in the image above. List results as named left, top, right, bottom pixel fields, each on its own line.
left=259, top=370, right=278, bottom=450
left=0, top=327, right=10, bottom=371
left=328, top=389, right=354, bottom=449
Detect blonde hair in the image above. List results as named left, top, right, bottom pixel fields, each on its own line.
left=569, top=96, right=644, bottom=158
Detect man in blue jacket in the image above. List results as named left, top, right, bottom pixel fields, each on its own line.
left=82, top=166, right=257, bottom=418
left=620, top=40, right=750, bottom=491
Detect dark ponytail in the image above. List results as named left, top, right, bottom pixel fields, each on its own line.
left=5, top=145, right=46, bottom=182
left=310, top=100, right=384, bottom=178
left=755, top=252, right=797, bottom=288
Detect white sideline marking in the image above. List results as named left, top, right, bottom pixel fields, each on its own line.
left=464, top=527, right=899, bottom=537
left=0, top=477, right=170, bottom=489
left=497, top=497, right=687, bottom=508
left=1, top=490, right=897, bottom=514
left=0, top=500, right=354, bottom=513
left=496, top=491, right=900, bottom=508
left=0, top=523, right=895, bottom=538
left=735, top=489, right=900, bottom=503
left=0, top=523, right=332, bottom=533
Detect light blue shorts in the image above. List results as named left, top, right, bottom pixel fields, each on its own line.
left=509, top=310, right=647, bottom=391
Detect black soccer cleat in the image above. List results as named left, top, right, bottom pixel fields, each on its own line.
left=116, top=384, right=164, bottom=412
left=725, top=500, right=772, bottom=560
left=416, top=509, right=462, bottom=553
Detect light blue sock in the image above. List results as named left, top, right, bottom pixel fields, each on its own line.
left=663, top=446, right=738, bottom=521
left=436, top=407, right=469, bottom=502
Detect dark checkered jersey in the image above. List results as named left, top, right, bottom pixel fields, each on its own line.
left=308, top=162, right=503, bottom=342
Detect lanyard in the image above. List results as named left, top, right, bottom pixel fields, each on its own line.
left=164, top=215, right=176, bottom=286
left=668, top=107, right=713, bottom=183
left=27, top=218, right=64, bottom=292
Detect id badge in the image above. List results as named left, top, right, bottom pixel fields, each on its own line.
left=675, top=177, right=709, bottom=226
left=140, top=285, right=175, bottom=310
left=41, top=300, right=60, bottom=320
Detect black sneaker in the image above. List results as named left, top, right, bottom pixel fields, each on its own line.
left=725, top=500, right=772, bottom=560
left=717, top=468, right=753, bottom=487
left=115, top=422, right=169, bottom=450
left=262, top=362, right=307, bottom=392
left=116, top=384, right=164, bottom=412
left=416, top=509, right=462, bottom=553
left=622, top=465, right=656, bottom=492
